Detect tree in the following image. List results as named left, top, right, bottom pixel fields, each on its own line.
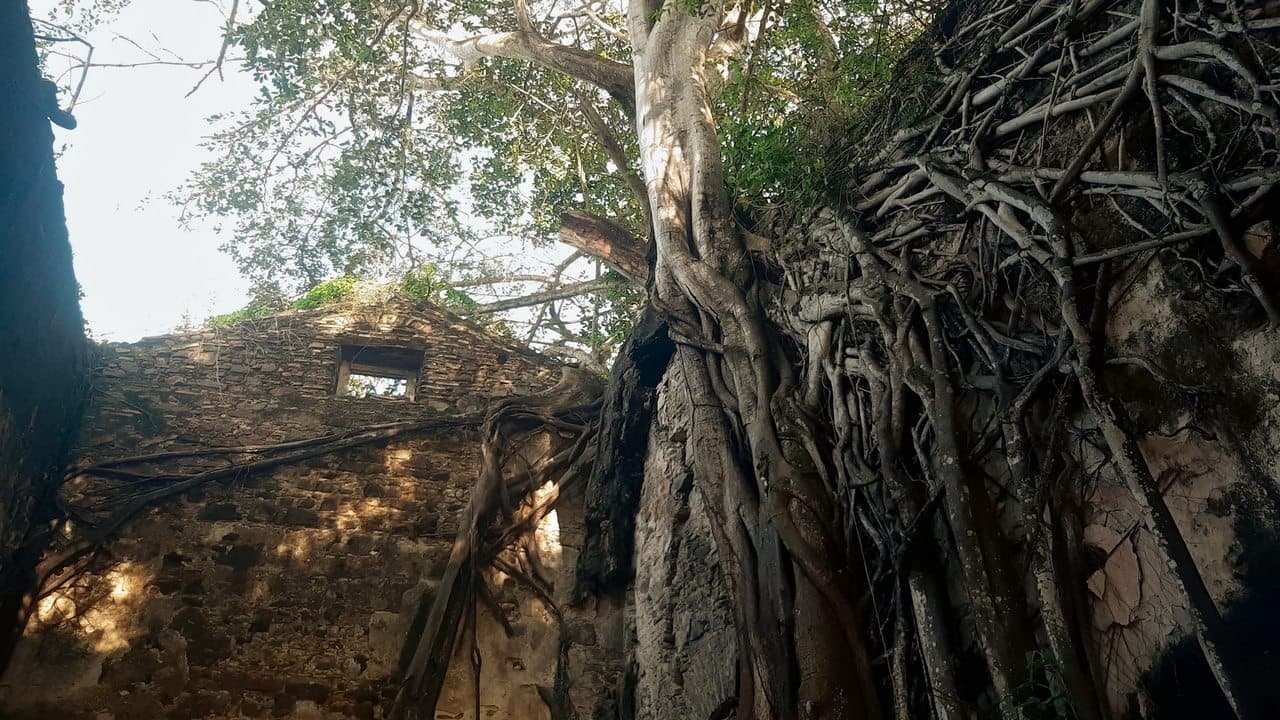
left=193, top=0, right=653, bottom=366
left=376, top=0, right=1280, bottom=716
left=35, top=0, right=1280, bottom=718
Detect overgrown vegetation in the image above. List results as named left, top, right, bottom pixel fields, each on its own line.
left=27, top=2, right=1280, bottom=720
left=203, top=266, right=517, bottom=336
left=40, top=0, right=932, bottom=366
left=717, top=0, right=937, bottom=208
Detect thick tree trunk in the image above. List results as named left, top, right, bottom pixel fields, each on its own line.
left=0, top=0, right=87, bottom=677
left=628, top=1, right=884, bottom=717
left=617, top=0, right=1280, bottom=717
left=390, top=0, right=1280, bottom=717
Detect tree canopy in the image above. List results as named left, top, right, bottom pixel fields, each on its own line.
left=40, top=0, right=931, bottom=364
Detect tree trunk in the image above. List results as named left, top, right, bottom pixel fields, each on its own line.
left=614, top=0, right=1280, bottom=717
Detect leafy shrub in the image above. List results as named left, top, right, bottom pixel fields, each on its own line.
left=290, top=276, right=358, bottom=309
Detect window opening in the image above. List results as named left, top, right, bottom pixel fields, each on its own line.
left=344, top=374, right=408, bottom=398
left=336, top=345, right=422, bottom=400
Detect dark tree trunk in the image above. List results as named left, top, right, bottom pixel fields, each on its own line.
left=0, top=0, right=88, bottom=677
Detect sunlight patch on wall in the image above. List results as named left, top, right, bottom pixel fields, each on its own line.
left=34, top=561, right=152, bottom=654
left=533, top=481, right=563, bottom=568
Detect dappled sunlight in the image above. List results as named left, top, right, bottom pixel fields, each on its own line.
left=336, top=503, right=364, bottom=532
left=385, top=447, right=414, bottom=475
left=335, top=491, right=401, bottom=532
left=34, top=560, right=153, bottom=654
left=275, top=529, right=319, bottom=562
left=34, top=594, right=76, bottom=627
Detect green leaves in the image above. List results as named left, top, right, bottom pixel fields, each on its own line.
left=202, top=265, right=513, bottom=336
left=290, top=276, right=358, bottom=308
left=717, top=0, right=936, bottom=207
left=51, top=0, right=929, bottom=361
left=44, top=0, right=132, bottom=34
left=178, top=0, right=641, bottom=301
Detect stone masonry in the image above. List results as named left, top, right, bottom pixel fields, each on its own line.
left=0, top=298, right=599, bottom=719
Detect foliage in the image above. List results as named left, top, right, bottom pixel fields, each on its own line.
left=204, top=299, right=280, bottom=328
left=398, top=264, right=477, bottom=311
left=40, top=0, right=131, bottom=34
left=173, top=0, right=640, bottom=295
left=573, top=269, right=642, bottom=356
left=344, top=373, right=409, bottom=398
left=45, top=0, right=934, bottom=365
left=397, top=264, right=513, bottom=336
left=201, top=265, right=517, bottom=338
left=176, top=0, right=932, bottom=281
left=289, top=276, right=358, bottom=309
left=717, top=0, right=938, bottom=209
left=1003, top=651, right=1076, bottom=718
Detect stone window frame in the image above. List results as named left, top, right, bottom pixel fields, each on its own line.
left=335, top=343, right=424, bottom=401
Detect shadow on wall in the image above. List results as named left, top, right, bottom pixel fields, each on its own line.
left=1141, top=485, right=1280, bottom=719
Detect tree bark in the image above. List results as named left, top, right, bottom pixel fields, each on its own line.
left=558, top=211, right=649, bottom=284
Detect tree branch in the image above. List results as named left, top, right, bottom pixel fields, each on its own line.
left=558, top=210, right=648, bottom=283
left=415, top=26, right=635, bottom=111
left=578, top=98, right=651, bottom=228
left=470, top=277, right=621, bottom=314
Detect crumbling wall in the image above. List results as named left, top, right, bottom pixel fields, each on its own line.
left=0, top=301, right=588, bottom=719
left=0, top=0, right=88, bottom=671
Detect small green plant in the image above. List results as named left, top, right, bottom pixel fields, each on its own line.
left=290, top=276, right=358, bottom=309
left=205, top=299, right=279, bottom=328
left=399, top=265, right=513, bottom=337
left=1002, top=650, right=1076, bottom=718
left=397, top=265, right=451, bottom=302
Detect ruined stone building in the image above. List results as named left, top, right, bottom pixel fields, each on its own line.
left=0, top=299, right=626, bottom=719
left=8, top=292, right=1275, bottom=720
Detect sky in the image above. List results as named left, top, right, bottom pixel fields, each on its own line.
left=32, top=0, right=255, bottom=342
left=31, top=0, right=608, bottom=349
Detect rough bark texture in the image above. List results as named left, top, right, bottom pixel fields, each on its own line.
left=558, top=211, right=650, bottom=285
left=419, top=26, right=636, bottom=112
left=574, top=306, right=672, bottom=596
left=0, top=0, right=87, bottom=678
left=5, top=0, right=1280, bottom=719
left=613, top=0, right=1280, bottom=717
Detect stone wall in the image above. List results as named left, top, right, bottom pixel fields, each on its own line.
left=0, top=0, right=88, bottom=671
left=0, top=299, right=597, bottom=719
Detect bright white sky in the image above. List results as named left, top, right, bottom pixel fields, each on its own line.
left=33, top=0, right=254, bottom=342
left=32, top=0, right=601, bottom=348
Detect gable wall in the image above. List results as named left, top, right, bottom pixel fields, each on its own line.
left=0, top=301, right=577, bottom=719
